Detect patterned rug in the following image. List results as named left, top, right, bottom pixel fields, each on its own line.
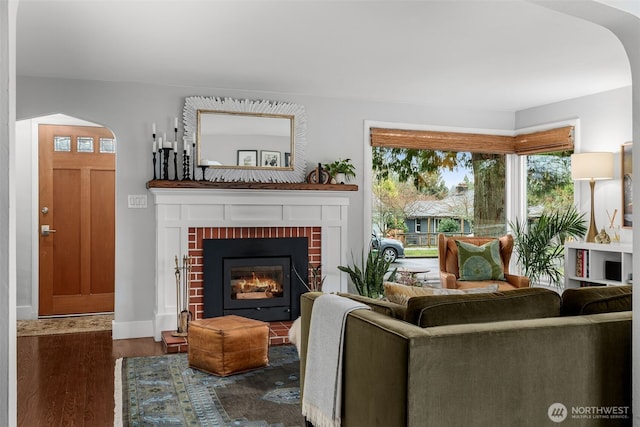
left=115, top=345, right=305, bottom=427
left=17, top=314, right=113, bottom=336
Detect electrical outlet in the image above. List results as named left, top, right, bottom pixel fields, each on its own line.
left=127, top=195, right=148, bottom=209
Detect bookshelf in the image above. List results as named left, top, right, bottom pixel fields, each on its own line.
left=564, top=241, right=633, bottom=288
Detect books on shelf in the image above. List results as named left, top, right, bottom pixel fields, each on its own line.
left=575, top=249, right=589, bottom=278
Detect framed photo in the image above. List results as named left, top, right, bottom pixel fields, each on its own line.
left=284, top=152, right=291, bottom=167
left=261, top=150, right=281, bottom=167
left=237, top=150, right=258, bottom=167
left=622, top=142, right=633, bottom=228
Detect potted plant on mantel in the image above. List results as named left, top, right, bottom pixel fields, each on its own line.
left=324, top=158, right=356, bottom=184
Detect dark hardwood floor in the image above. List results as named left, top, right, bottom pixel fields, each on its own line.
left=17, top=331, right=164, bottom=427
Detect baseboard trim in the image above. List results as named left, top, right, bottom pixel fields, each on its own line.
left=16, top=305, right=36, bottom=320
left=112, top=319, right=155, bottom=340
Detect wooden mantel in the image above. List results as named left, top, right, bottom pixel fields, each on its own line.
left=146, top=180, right=358, bottom=191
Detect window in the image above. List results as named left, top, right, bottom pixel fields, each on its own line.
left=526, top=151, right=573, bottom=221
left=369, top=125, right=574, bottom=245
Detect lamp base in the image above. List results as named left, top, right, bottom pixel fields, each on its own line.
left=585, top=179, right=597, bottom=243
left=585, top=221, right=597, bottom=243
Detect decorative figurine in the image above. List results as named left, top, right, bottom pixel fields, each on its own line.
left=595, top=228, right=611, bottom=244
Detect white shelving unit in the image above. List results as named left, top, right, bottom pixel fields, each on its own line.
left=564, top=241, right=633, bottom=288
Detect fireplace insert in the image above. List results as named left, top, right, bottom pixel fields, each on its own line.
left=203, top=237, right=308, bottom=322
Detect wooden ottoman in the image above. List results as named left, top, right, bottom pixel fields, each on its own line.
left=188, top=315, right=269, bottom=376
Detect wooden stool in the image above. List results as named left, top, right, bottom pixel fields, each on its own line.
left=188, top=315, right=269, bottom=376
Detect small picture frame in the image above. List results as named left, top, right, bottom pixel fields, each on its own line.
left=237, top=150, right=258, bottom=167
left=261, top=150, right=281, bottom=167
left=284, top=152, right=291, bottom=167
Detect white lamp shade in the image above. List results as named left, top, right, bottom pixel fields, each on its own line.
left=571, top=152, right=614, bottom=181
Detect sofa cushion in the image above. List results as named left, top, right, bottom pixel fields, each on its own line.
left=383, top=281, right=499, bottom=305
left=456, top=239, right=505, bottom=281
left=561, top=285, right=632, bottom=316
left=336, top=292, right=406, bottom=319
left=405, top=287, right=561, bottom=328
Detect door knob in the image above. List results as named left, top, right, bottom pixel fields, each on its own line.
left=41, top=225, right=57, bottom=236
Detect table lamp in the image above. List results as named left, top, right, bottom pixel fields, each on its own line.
left=571, top=152, right=614, bottom=242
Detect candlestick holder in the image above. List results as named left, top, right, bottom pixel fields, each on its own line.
left=157, top=148, right=162, bottom=179
left=162, top=147, right=172, bottom=180
left=173, top=127, right=179, bottom=180
left=152, top=152, right=157, bottom=180
left=152, top=132, right=157, bottom=180
left=192, top=142, right=196, bottom=180
left=173, top=149, right=179, bottom=180
left=200, top=165, right=208, bottom=181
left=182, top=151, right=191, bottom=180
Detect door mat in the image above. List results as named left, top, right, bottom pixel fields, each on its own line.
left=17, top=314, right=113, bottom=337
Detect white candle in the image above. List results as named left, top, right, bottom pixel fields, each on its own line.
left=186, top=144, right=190, bottom=156
left=173, top=141, right=177, bottom=151
left=152, top=123, right=156, bottom=135
left=158, top=137, right=163, bottom=148
left=174, top=117, right=178, bottom=129
left=153, top=141, right=157, bottom=152
left=163, top=132, right=167, bottom=142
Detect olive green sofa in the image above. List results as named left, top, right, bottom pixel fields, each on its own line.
left=300, top=286, right=631, bottom=427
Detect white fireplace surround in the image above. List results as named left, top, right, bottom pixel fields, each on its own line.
left=113, top=188, right=351, bottom=341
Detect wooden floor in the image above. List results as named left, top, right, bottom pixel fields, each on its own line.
left=17, top=331, right=164, bottom=427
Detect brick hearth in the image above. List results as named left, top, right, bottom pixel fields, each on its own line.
left=162, top=320, right=294, bottom=353
left=161, top=226, right=317, bottom=353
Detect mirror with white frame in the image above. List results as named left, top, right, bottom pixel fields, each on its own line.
left=183, top=96, right=307, bottom=183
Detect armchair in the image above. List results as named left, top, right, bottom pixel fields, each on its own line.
left=438, top=233, right=530, bottom=291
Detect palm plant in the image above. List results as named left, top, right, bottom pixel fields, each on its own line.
left=338, top=248, right=397, bottom=298
left=510, top=205, right=587, bottom=287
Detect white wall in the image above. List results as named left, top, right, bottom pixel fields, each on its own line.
left=516, top=86, right=633, bottom=243
left=1, top=1, right=18, bottom=425
left=16, top=76, right=633, bottom=328
left=16, top=76, right=515, bottom=326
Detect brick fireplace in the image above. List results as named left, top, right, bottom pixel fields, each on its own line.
left=188, top=226, right=321, bottom=322
left=114, top=187, right=352, bottom=342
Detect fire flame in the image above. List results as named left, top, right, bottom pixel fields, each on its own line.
left=235, top=272, right=282, bottom=293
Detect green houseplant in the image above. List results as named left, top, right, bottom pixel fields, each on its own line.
left=338, top=248, right=397, bottom=298
left=510, top=205, right=587, bottom=287
left=324, top=158, right=356, bottom=184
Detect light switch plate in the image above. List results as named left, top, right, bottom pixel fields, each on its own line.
left=127, top=195, right=148, bottom=209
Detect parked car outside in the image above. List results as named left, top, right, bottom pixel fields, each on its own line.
left=371, top=234, right=405, bottom=263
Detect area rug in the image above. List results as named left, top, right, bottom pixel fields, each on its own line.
left=17, top=314, right=113, bottom=337
left=115, top=345, right=305, bottom=427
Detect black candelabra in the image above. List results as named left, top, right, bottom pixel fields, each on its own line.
left=182, top=148, right=191, bottom=180
left=162, top=147, right=171, bottom=180
left=152, top=130, right=157, bottom=180
left=173, top=125, right=179, bottom=180
left=192, top=138, right=197, bottom=181
left=200, top=165, right=207, bottom=181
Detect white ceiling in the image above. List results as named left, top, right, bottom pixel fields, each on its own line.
left=16, top=0, right=632, bottom=112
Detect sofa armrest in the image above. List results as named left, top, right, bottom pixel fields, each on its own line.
left=336, top=292, right=406, bottom=319
left=440, top=271, right=457, bottom=289
left=504, top=273, right=530, bottom=288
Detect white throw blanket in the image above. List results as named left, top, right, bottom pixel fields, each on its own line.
left=302, top=294, right=370, bottom=427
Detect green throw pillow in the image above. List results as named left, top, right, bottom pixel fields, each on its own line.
left=456, top=239, right=505, bottom=281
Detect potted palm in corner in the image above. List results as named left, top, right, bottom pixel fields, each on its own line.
left=510, top=205, right=587, bottom=287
